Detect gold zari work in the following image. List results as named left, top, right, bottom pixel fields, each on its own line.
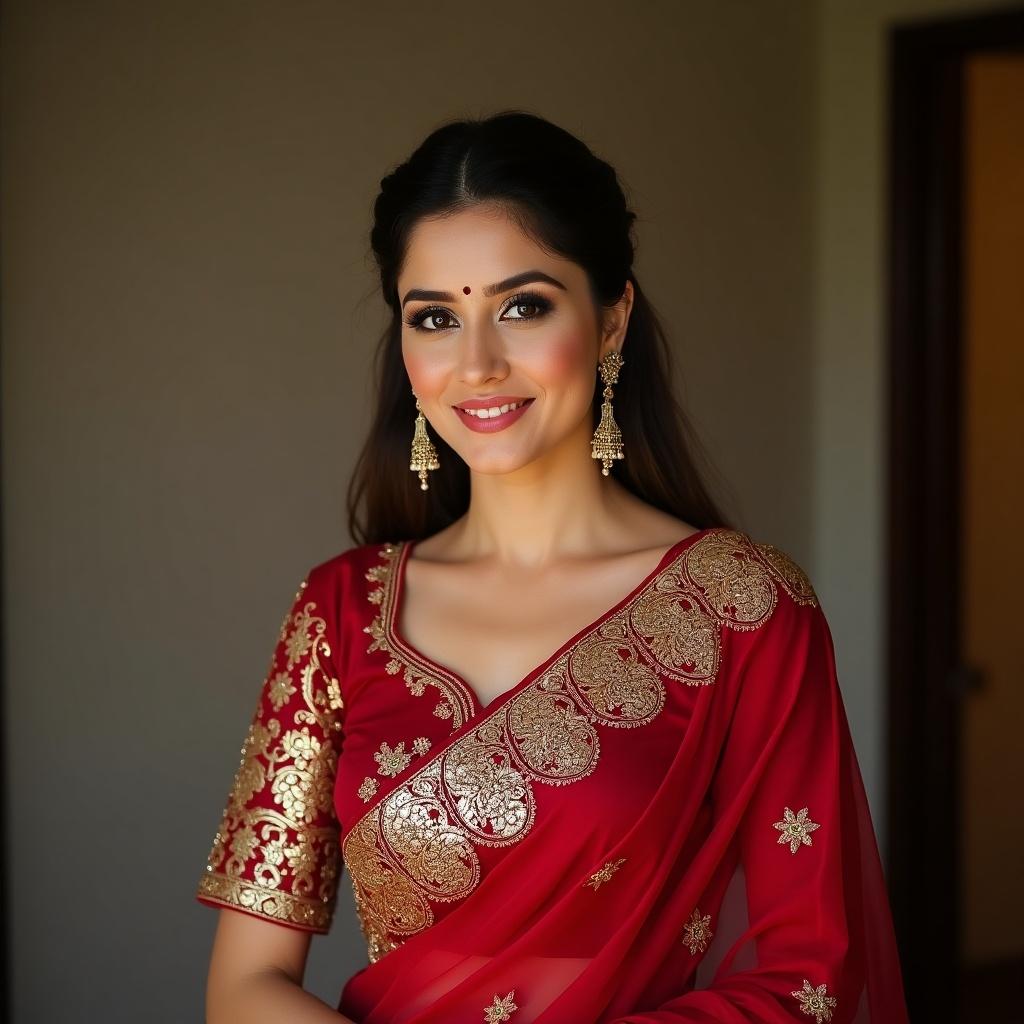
left=585, top=857, right=627, bottom=891
left=484, top=991, right=519, bottom=1022
left=792, top=979, right=838, bottom=1023
left=371, top=736, right=433, bottom=780
left=681, top=907, right=713, bottom=955
left=197, top=580, right=345, bottom=932
left=773, top=806, right=821, bottom=854
left=347, top=529, right=808, bottom=962
left=374, top=740, right=414, bottom=777
left=364, top=543, right=477, bottom=727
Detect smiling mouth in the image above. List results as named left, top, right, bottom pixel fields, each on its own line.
left=453, top=398, right=533, bottom=419
left=452, top=397, right=535, bottom=431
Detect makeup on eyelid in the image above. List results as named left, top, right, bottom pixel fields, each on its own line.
left=403, top=291, right=554, bottom=332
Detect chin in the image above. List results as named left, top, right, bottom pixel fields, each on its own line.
left=459, top=452, right=537, bottom=477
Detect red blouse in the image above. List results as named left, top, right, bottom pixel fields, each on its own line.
left=196, top=527, right=909, bottom=1023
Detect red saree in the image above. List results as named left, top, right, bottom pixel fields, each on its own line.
left=196, top=527, right=909, bottom=1023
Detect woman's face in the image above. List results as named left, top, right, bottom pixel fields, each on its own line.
left=397, top=204, right=632, bottom=478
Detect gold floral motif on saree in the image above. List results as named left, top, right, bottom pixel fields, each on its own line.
left=584, top=857, right=627, bottom=890
left=347, top=529, right=810, bottom=962
left=364, top=542, right=477, bottom=727
left=374, top=740, right=414, bottom=777
left=198, top=580, right=345, bottom=932
left=681, top=907, right=713, bottom=954
left=773, top=806, right=821, bottom=853
left=484, top=991, right=518, bottom=1022
left=791, top=979, right=838, bottom=1023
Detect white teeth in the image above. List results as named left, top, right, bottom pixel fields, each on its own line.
left=462, top=400, right=528, bottom=418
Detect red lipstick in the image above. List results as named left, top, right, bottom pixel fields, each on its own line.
left=452, top=396, right=535, bottom=433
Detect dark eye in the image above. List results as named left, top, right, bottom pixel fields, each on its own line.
left=500, top=292, right=553, bottom=322
left=405, top=307, right=458, bottom=332
left=502, top=302, right=539, bottom=320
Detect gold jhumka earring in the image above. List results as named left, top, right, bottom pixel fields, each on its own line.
left=590, top=349, right=625, bottom=475
left=409, top=392, right=440, bottom=490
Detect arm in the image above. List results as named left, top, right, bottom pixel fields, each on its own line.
left=607, top=589, right=906, bottom=1023
left=206, top=909, right=356, bottom=1024
left=196, top=567, right=353, bottom=1022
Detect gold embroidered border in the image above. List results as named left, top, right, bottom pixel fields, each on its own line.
left=756, top=542, right=819, bottom=607
left=346, top=529, right=811, bottom=963
left=197, top=581, right=345, bottom=934
left=363, top=543, right=477, bottom=728
left=198, top=866, right=335, bottom=932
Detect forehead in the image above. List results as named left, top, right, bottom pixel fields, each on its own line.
left=399, top=205, right=582, bottom=290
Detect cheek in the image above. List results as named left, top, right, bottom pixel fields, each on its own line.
left=403, top=344, right=449, bottom=397
left=528, top=329, right=593, bottom=384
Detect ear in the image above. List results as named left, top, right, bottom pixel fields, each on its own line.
left=599, top=279, right=634, bottom=360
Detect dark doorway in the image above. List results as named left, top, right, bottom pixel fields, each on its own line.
left=887, top=7, right=1024, bottom=1022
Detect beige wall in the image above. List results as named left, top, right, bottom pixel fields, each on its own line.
left=10, top=0, right=999, bottom=1018
left=813, top=0, right=1019, bottom=852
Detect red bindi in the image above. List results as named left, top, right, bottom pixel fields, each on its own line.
left=463, top=285, right=471, bottom=294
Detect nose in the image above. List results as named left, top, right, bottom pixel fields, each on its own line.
left=454, top=316, right=509, bottom=386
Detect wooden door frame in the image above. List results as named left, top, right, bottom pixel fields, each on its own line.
left=886, top=6, right=1024, bottom=1021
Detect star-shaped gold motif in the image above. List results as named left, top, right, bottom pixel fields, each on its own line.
left=357, top=776, right=378, bottom=802
left=483, top=989, right=518, bottom=1022
left=773, top=806, right=821, bottom=853
left=374, top=740, right=413, bottom=777
left=791, top=979, right=837, bottom=1022
left=584, top=857, right=627, bottom=890
left=681, top=907, right=713, bottom=954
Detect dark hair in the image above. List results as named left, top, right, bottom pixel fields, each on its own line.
left=346, top=109, right=733, bottom=545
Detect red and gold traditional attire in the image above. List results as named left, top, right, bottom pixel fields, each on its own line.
left=196, top=527, right=909, bottom=1023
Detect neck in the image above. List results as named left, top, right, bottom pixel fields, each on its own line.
left=444, top=421, right=636, bottom=569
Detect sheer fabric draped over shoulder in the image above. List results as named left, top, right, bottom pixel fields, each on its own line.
left=195, top=528, right=909, bottom=1024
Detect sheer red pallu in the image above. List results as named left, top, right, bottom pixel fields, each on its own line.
left=196, top=527, right=909, bottom=1023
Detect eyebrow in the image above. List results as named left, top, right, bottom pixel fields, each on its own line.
left=400, top=270, right=567, bottom=309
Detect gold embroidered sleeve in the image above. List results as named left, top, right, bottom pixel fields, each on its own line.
left=195, top=571, right=346, bottom=934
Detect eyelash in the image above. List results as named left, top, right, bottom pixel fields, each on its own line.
left=403, top=291, right=553, bottom=332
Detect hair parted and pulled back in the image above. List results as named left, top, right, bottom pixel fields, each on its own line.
left=346, top=109, right=732, bottom=544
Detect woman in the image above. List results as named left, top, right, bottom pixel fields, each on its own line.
left=195, top=111, right=909, bottom=1023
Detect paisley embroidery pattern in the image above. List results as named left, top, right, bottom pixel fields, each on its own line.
left=197, top=580, right=345, bottom=932
left=684, top=530, right=778, bottom=629
left=364, top=542, right=476, bottom=728
left=346, top=529, right=808, bottom=962
left=757, top=542, right=819, bottom=607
